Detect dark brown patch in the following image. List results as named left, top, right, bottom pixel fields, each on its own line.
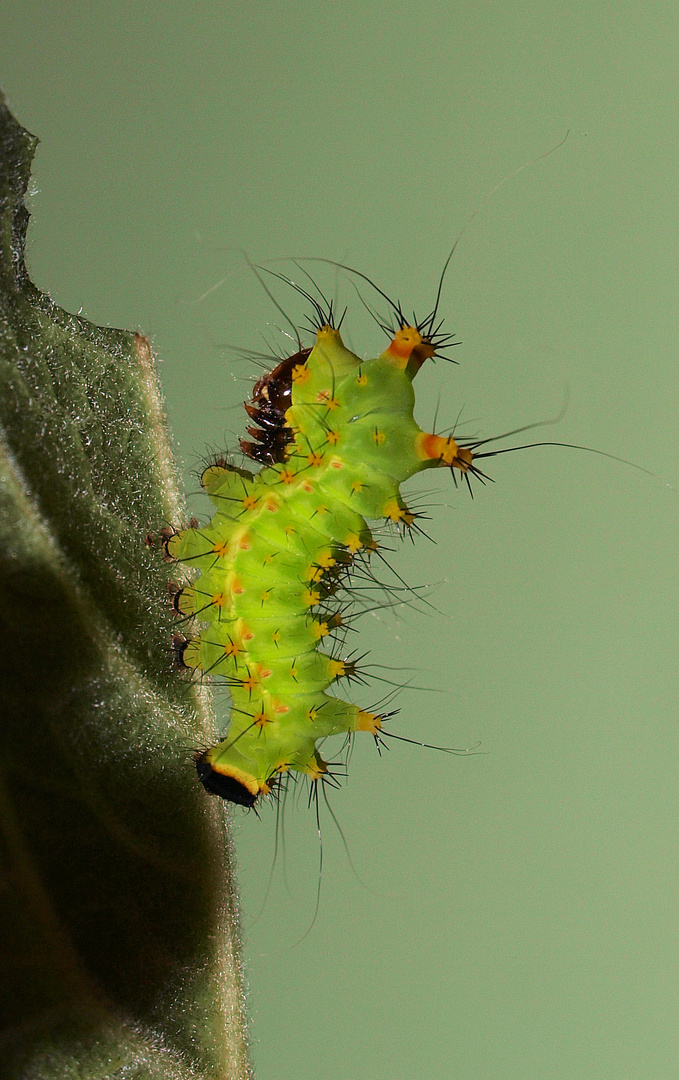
left=240, top=348, right=310, bottom=465
left=172, top=633, right=190, bottom=668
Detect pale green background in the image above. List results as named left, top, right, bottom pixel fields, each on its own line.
left=3, top=2, right=679, bottom=1077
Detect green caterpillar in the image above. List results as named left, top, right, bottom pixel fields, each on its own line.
left=167, top=312, right=477, bottom=807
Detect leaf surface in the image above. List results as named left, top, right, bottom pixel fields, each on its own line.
left=0, top=95, right=251, bottom=1080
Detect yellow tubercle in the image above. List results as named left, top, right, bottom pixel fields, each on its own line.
left=356, top=710, right=382, bottom=734
left=316, top=325, right=342, bottom=345
left=316, top=549, right=336, bottom=569
left=383, top=498, right=415, bottom=525
left=302, top=752, right=329, bottom=781
left=291, top=363, right=310, bottom=384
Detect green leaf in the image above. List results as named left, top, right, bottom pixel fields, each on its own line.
left=0, top=95, right=251, bottom=1079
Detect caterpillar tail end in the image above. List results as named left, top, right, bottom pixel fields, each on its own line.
left=195, top=750, right=268, bottom=808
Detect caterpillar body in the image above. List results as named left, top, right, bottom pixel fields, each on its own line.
left=168, top=313, right=475, bottom=807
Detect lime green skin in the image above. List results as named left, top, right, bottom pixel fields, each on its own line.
left=168, top=326, right=450, bottom=802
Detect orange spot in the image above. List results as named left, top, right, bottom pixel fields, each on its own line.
left=330, top=458, right=344, bottom=469
left=315, top=389, right=339, bottom=408
left=418, top=433, right=446, bottom=460
left=275, top=703, right=290, bottom=715
left=302, top=480, right=314, bottom=493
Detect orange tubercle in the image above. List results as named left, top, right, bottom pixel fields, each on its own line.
left=385, top=326, right=423, bottom=365
left=416, top=432, right=473, bottom=471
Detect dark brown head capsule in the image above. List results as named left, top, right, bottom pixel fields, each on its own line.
left=239, top=348, right=311, bottom=465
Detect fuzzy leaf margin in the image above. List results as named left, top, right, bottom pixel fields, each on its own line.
left=0, top=95, right=251, bottom=1079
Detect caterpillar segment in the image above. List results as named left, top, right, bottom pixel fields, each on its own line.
left=168, top=322, right=472, bottom=806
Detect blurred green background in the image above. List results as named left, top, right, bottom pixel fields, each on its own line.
left=2, top=2, right=679, bottom=1077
